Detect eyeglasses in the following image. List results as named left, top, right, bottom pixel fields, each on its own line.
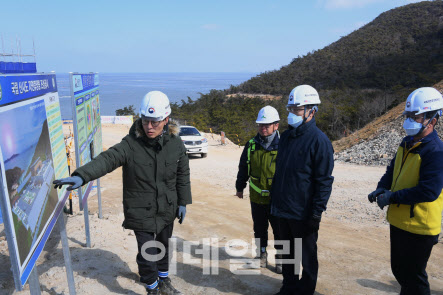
left=286, top=106, right=305, bottom=113
left=142, top=118, right=164, bottom=127
left=403, top=112, right=424, bottom=123
left=257, top=123, right=276, bottom=128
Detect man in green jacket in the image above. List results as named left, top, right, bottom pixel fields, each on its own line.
left=54, top=91, right=191, bottom=295
left=235, top=106, right=282, bottom=273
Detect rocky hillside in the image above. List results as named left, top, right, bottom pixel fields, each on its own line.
left=173, top=2, right=443, bottom=143
left=231, top=1, right=443, bottom=95
left=335, top=82, right=443, bottom=165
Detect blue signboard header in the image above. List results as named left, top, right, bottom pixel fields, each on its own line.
left=72, top=73, right=99, bottom=95
left=0, top=74, right=57, bottom=106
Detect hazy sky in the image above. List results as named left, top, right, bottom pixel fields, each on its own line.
left=0, top=0, right=425, bottom=73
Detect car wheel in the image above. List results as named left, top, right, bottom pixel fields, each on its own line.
left=201, top=153, right=207, bottom=158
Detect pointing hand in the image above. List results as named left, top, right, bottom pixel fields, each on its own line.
left=53, top=176, right=84, bottom=191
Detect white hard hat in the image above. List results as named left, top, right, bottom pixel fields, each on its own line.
left=256, top=106, right=280, bottom=124
left=140, top=91, right=171, bottom=121
left=403, top=87, right=443, bottom=116
left=287, top=85, right=321, bottom=107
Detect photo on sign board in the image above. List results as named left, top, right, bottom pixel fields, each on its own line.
left=96, top=96, right=100, bottom=121
left=0, top=99, right=58, bottom=265
left=86, top=100, right=93, bottom=134
left=92, top=98, right=97, bottom=123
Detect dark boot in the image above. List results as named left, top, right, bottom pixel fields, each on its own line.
left=259, top=251, right=268, bottom=268
left=158, top=277, right=182, bottom=295
left=146, top=287, right=159, bottom=295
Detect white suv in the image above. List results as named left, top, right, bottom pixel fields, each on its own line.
left=179, top=126, right=208, bottom=158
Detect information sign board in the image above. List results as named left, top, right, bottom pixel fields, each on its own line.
left=70, top=73, right=102, bottom=205
left=0, top=73, right=70, bottom=286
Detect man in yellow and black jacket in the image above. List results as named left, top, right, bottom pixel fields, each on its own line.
left=236, top=106, right=282, bottom=273
left=369, top=87, right=443, bottom=295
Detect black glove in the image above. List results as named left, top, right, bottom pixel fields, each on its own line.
left=377, top=190, right=393, bottom=210
left=307, top=215, right=321, bottom=234
left=53, top=176, right=84, bottom=191
left=368, top=188, right=385, bottom=203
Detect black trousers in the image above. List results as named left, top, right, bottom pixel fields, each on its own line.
left=135, top=223, right=174, bottom=285
left=390, top=225, right=439, bottom=295
left=278, top=218, right=318, bottom=295
left=250, top=201, right=282, bottom=250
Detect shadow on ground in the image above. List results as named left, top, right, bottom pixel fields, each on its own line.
left=1, top=222, right=324, bottom=295
left=357, top=279, right=443, bottom=295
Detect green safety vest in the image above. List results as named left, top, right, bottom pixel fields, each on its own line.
left=247, top=138, right=278, bottom=204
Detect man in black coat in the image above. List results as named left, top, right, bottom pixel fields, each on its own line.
left=271, top=85, right=334, bottom=295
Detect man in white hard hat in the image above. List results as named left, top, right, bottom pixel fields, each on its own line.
left=235, top=105, right=283, bottom=273
left=54, top=91, right=191, bottom=295
left=368, top=87, right=443, bottom=295
left=270, top=85, right=334, bottom=295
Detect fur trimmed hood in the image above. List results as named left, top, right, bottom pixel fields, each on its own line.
left=133, top=118, right=180, bottom=139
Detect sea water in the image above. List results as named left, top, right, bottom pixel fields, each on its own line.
left=56, top=72, right=257, bottom=120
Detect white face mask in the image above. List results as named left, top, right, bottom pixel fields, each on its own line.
left=403, top=118, right=423, bottom=136
left=288, top=113, right=303, bottom=128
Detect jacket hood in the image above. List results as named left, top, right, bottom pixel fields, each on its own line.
left=131, top=118, right=180, bottom=139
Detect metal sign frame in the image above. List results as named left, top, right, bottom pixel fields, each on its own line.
left=69, top=72, right=103, bottom=248
left=0, top=167, right=22, bottom=290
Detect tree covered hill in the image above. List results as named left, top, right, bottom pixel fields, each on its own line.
left=231, top=1, right=442, bottom=95
left=140, top=1, right=443, bottom=144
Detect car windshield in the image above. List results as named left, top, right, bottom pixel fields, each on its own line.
left=179, top=127, right=201, bottom=136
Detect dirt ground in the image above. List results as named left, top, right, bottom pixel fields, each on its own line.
left=1, top=124, right=442, bottom=295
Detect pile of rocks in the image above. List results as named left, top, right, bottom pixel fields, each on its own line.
left=335, top=115, right=443, bottom=166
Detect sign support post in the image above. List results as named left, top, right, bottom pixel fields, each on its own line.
left=83, top=199, right=92, bottom=247
left=28, top=267, right=41, bottom=295
left=97, top=178, right=102, bottom=219
left=57, top=213, right=76, bottom=294
left=0, top=172, right=22, bottom=291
